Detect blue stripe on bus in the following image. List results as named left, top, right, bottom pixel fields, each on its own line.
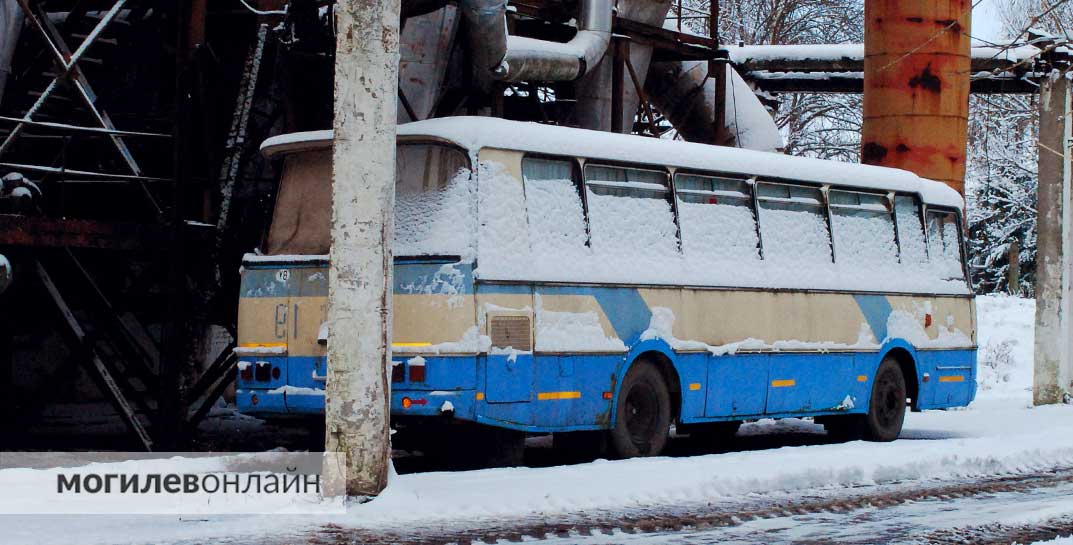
left=852, top=294, right=892, bottom=342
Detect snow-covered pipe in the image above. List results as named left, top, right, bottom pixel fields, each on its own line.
left=645, top=60, right=783, bottom=152
left=0, top=0, right=24, bottom=106
left=461, top=0, right=612, bottom=82
left=574, top=0, right=672, bottom=132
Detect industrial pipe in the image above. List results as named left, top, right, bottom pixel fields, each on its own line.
left=575, top=0, right=673, bottom=132
left=0, top=0, right=24, bottom=106
left=461, top=0, right=612, bottom=82
left=645, top=60, right=782, bottom=151
left=861, top=0, right=971, bottom=196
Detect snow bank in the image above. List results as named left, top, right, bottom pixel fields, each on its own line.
left=976, top=294, right=1035, bottom=400
left=352, top=400, right=1073, bottom=528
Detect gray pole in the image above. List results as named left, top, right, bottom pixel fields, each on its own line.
left=1034, top=72, right=1073, bottom=406
left=325, top=0, right=400, bottom=495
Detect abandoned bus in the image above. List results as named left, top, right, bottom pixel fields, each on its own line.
left=236, top=117, right=975, bottom=460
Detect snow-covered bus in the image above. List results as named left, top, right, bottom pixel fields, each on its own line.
left=236, top=117, right=975, bottom=462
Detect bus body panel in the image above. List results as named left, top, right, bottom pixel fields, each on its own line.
left=237, top=260, right=976, bottom=431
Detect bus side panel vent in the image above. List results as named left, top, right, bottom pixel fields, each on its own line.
left=489, top=316, right=532, bottom=352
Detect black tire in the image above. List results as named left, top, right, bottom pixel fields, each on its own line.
left=864, top=357, right=907, bottom=442
left=610, top=360, right=672, bottom=458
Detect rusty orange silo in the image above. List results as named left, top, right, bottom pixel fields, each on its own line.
left=862, top=0, right=972, bottom=196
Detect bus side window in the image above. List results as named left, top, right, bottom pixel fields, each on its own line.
left=756, top=182, right=833, bottom=264
left=675, top=173, right=760, bottom=262
left=522, top=157, right=590, bottom=258
left=829, top=189, right=898, bottom=268
left=926, top=210, right=966, bottom=281
left=894, top=196, right=928, bottom=267
left=584, top=164, right=679, bottom=258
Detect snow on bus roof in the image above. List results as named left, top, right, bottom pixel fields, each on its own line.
left=260, top=117, right=963, bottom=209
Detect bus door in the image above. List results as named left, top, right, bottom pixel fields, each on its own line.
left=482, top=295, right=535, bottom=404
left=766, top=353, right=855, bottom=413
left=706, top=354, right=769, bottom=417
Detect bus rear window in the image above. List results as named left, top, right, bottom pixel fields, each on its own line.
left=394, top=143, right=475, bottom=258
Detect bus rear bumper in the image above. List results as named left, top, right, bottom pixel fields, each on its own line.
left=235, top=387, right=478, bottom=420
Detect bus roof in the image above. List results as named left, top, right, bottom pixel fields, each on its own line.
left=260, top=117, right=964, bottom=210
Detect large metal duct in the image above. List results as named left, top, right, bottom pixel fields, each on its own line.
left=574, top=0, right=672, bottom=132
left=0, top=0, right=23, bottom=106
left=861, top=0, right=971, bottom=196
left=645, top=60, right=782, bottom=151
left=398, top=5, right=460, bottom=122
left=461, top=0, right=612, bottom=83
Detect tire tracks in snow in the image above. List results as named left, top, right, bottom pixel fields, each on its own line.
left=308, top=467, right=1073, bottom=545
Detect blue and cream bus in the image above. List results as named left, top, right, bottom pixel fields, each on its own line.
left=236, top=117, right=975, bottom=463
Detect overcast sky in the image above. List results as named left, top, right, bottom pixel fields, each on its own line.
left=972, top=0, right=1006, bottom=42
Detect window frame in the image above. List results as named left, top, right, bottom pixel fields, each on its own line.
left=923, top=205, right=970, bottom=285
left=673, top=169, right=762, bottom=260
left=827, top=187, right=900, bottom=266
left=521, top=153, right=591, bottom=246
left=754, top=179, right=835, bottom=264
left=582, top=160, right=682, bottom=253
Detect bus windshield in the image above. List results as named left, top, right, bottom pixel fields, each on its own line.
left=263, top=142, right=472, bottom=258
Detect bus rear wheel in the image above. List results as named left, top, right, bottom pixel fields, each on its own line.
left=610, top=360, right=671, bottom=458
left=864, top=357, right=907, bottom=442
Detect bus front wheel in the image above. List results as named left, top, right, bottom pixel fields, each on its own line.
left=610, top=360, right=671, bottom=458
left=863, top=357, right=907, bottom=442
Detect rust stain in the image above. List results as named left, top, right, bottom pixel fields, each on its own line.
left=861, top=142, right=888, bottom=164
left=908, top=64, right=943, bottom=93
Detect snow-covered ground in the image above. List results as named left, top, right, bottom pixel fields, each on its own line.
left=3, top=295, right=1072, bottom=545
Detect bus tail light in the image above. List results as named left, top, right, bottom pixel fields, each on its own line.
left=239, top=362, right=253, bottom=381
left=391, top=362, right=404, bottom=383
left=409, top=361, right=426, bottom=382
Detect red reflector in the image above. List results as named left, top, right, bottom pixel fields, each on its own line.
left=250, top=394, right=259, bottom=406
left=602, top=391, right=613, bottom=400
left=409, top=364, right=426, bottom=382
left=391, top=363, right=404, bottom=383
left=924, top=313, right=933, bottom=328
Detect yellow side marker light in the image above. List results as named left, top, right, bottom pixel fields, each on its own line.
left=476, top=392, right=485, bottom=401
left=537, top=391, right=581, bottom=400
left=393, top=342, right=432, bottom=348
left=938, top=375, right=965, bottom=383
left=857, top=375, right=868, bottom=383
left=771, top=379, right=796, bottom=388
left=688, top=383, right=702, bottom=391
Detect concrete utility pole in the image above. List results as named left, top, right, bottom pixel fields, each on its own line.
left=1034, top=72, right=1073, bottom=406
left=325, top=0, right=400, bottom=495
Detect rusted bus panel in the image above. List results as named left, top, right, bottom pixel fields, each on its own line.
left=862, top=0, right=971, bottom=196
